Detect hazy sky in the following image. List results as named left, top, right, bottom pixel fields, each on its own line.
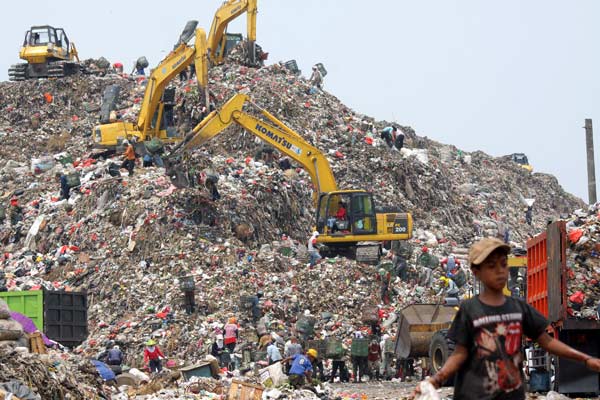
left=2, top=1, right=599, bottom=202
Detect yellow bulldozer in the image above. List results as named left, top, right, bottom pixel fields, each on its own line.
left=8, top=25, right=82, bottom=81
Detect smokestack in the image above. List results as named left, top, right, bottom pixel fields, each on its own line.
left=585, top=119, right=597, bottom=204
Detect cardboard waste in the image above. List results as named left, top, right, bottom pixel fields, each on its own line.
left=0, top=42, right=589, bottom=398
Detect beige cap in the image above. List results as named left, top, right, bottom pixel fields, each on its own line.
left=468, top=237, right=510, bottom=265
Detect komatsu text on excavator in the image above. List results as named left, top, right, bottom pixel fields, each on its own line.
left=165, top=94, right=413, bottom=263
left=93, top=22, right=209, bottom=147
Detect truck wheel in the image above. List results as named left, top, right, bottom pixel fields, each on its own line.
left=429, top=330, right=455, bottom=385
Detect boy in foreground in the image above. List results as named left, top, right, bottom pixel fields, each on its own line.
left=418, top=237, right=600, bottom=399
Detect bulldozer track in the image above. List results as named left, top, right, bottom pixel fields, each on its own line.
left=8, top=63, right=27, bottom=81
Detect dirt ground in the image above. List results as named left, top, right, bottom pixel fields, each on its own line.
left=330, top=381, right=453, bottom=399
left=329, top=381, right=600, bottom=399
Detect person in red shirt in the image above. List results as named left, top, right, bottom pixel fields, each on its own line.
left=367, top=339, right=382, bottom=380
left=143, top=339, right=165, bottom=373
left=331, top=202, right=348, bottom=233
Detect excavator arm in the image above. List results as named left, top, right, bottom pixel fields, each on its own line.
left=170, top=93, right=337, bottom=197
left=93, top=27, right=209, bottom=146
left=167, top=93, right=414, bottom=263
left=137, top=27, right=209, bottom=136
left=207, top=0, right=257, bottom=64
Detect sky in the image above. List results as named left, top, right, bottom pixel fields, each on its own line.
left=2, top=1, right=599, bottom=202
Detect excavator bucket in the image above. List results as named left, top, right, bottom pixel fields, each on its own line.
left=164, top=157, right=195, bottom=188
left=177, top=21, right=199, bottom=47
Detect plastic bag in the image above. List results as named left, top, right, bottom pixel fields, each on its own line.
left=0, top=380, right=41, bottom=400
left=259, top=361, right=286, bottom=387
left=0, top=318, right=24, bottom=340
left=415, top=380, right=440, bottom=400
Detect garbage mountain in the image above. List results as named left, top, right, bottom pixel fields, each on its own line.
left=0, top=55, right=586, bottom=397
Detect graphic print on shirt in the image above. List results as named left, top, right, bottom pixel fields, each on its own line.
left=472, top=313, right=523, bottom=394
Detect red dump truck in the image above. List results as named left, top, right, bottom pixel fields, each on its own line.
left=526, top=221, right=600, bottom=395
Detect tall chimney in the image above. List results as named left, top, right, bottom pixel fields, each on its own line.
left=585, top=119, right=597, bottom=204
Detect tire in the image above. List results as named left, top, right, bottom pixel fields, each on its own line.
left=428, top=330, right=455, bottom=386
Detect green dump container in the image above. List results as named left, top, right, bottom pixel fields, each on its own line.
left=351, top=338, right=369, bottom=357
left=0, top=290, right=44, bottom=330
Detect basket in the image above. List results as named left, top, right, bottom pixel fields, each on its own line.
left=351, top=338, right=369, bottom=357
left=307, top=340, right=326, bottom=358
left=383, top=338, right=395, bottom=354
left=452, top=269, right=467, bottom=287
left=279, top=247, right=293, bottom=257
left=295, top=317, right=315, bottom=336
left=66, top=173, right=80, bottom=188
left=325, top=339, right=344, bottom=358
left=144, top=138, right=164, bottom=154
left=179, top=276, right=195, bottom=291
left=361, top=305, right=379, bottom=324
left=283, top=60, right=300, bottom=74
left=240, top=295, right=255, bottom=310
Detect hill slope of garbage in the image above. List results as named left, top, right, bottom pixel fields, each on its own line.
left=0, top=58, right=586, bottom=397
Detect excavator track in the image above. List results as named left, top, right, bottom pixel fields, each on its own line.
left=8, top=63, right=27, bottom=81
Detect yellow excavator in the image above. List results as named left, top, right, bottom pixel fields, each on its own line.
left=93, top=23, right=209, bottom=147
left=166, top=94, right=413, bottom=263
left=9, top=25, right=81, bottom=81
left=207, top=0, right=260, bottom=66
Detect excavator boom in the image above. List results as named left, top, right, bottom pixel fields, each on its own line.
left=174, top=93, right=337, bottom=195
left=138, top=27, right=208, bottom=135
left=166, top=93, right=413, bottom=264
left=93, top=27, right=209, bottom=146
left=208, top=0, right=257, bottom=64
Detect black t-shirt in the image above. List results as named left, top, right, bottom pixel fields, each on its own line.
left=447, top=296, right=548, bottom=400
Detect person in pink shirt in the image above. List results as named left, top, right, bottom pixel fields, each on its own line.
left=224, top=317, right=239, bottom=352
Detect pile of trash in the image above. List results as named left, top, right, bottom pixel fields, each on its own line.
left=564, top=206, right=600, bottom=320
left=0, top=346, right=108, bottom=399
left=0, top=299, right=26, bottom=348
left=0, top=50, right=588, bottom=397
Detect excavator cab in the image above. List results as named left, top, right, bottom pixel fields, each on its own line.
left=216, top=33, right=244, bottom=59
left=317, top=191, right=377, bottom=236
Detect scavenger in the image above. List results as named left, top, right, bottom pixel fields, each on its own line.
left=283, top=348, right=318, bottom=388
left=143, top=339, right=165, bottom=374
left=417, top=237, right=600, bottom=399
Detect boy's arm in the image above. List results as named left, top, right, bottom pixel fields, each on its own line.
left=536, top=332, right=600, bottom=371
left=429, top=344, right=469, bottom=388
